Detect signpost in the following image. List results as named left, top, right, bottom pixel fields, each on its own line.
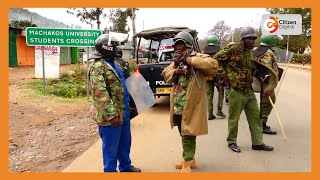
left=25, top=27, right=102, bottom=96
left=26, top=27, right=102, bottom=47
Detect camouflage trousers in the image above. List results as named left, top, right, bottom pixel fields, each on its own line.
left=260, top=90, right=276, bottom=123
left=207, top=81, right=224, bottom=116
left=174, top=115, right=196, bottom=161
left=227, top=89, right=264, bottom=145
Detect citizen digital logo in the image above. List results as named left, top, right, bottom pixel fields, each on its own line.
left=261, top=14, right=302, bottom=35
left=102, top=45, right=113, bottom=51
left=156, top=81, right=170, bottom=85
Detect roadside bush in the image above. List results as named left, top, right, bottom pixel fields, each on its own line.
left=47, top=83, right=87, bottom=98
left=292, top=53, right=311, bottom=64
left=127, top=59, right=137, bottom=75
left=28, top=64, right=88, bottom=98
left=71, top=64, right=87, bottom=82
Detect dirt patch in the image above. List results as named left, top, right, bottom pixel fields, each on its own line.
left=9, top=65, right=99, bottom=172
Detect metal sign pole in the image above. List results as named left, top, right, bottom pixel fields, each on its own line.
left=42, top=46, right=46, bottom=95
left=86, top=47, right=90, bottom=100
left=276, top=35, right=291, bottom=98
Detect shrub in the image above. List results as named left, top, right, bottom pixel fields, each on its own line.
left=292, top=53, right=311, bottom=64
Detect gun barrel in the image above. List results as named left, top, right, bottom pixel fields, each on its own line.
left=190, top=66, right=201, bottom=89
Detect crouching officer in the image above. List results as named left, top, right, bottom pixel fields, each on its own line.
left=88, top=34, right=141, bottom=172
left=252, top=34, right=283, bottom=135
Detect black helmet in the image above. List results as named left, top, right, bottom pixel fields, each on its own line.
left=240, top=27, right=257, bottom=40
left=95, top=34, right=120, bottom=58
left=173, top=31, right=194, bottom=48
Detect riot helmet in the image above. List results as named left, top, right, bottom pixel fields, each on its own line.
left=240, top=27, right=257, bottom=40
left=260, top=35, right=283, bottom=47
left=207, top=34, right=219, bottom=45
left=95, top=34, right=120, bottom=58
left=173, top=31, right=194, bottom=48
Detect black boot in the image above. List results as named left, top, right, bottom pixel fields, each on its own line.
left=263, top=123, right=277, bottom=135
left=123, top=165, right=141, bottom=172
left=252, top=144, right=274, bottom=151
left=216, top=110, right=226, bottom=118
left=208, top=114, right=216, bottom=120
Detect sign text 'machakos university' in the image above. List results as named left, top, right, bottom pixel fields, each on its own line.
left=25, top=27, right=102, bottom=47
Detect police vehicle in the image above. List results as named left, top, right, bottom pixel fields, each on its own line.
left=133, top=26, right=198, bottom=97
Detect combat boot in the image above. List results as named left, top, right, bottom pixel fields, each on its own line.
left=176, top=159, right=198, bottom=169
left=216, top=110, right=226, bottom=118
left=263, top=123, right=277, bottom=135
left=181, top=160, right=192, bottom=172
left=208, top=114, right=216, bottom=120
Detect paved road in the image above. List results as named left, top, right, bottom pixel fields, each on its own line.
left=63, top=67, right=311, bottom=172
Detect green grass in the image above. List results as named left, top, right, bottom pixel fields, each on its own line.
left=22, top=64, right=90, bottom=103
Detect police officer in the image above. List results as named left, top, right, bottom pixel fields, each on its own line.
left=88, top=34, right=141, bottom=172
left=224, top=42, right=236, bottom=105
left=213, top=27, right=274, bottom=153
left=162, top=31, right=218, bottom=172
left=204, top=34, right=226, bottom=119
left=253, top=35, right=283, bottom=135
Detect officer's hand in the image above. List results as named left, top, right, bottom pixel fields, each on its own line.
left=185, top=57, right=192, bottom=66
left=110, top=117, right=122, bottom=127
left=175, top=65, right=186, bottom=75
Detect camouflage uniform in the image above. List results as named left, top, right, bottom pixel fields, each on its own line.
left=89, top=58, right=133, bottom=172
left=257, top=49, right=279, bottom=124
left=89, top=59, right=127, bottom=126
left=213, top=43, right=264, bottom=146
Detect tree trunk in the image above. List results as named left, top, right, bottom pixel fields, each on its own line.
left=131, top=8, right=137, bottom=59
left=96, top=8, right=101, bottom=30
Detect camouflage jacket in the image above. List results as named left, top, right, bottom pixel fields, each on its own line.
left=213, top=43, right=254, bottom=93
left=256, top=49, right=279, bottom=76
left=89, top=59, right=126, bottom=126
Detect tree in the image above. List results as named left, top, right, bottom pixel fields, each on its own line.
left=126, top=8, right=138, bottom=58
left=266, top=8, right=311, bottom=53
left=107, top=8, right=130, bottom=33
left=207, top=20, right=231, bottom=47
left=9, top=20, right=37, bottom=29
left=66, top=8, right=106, bottom=29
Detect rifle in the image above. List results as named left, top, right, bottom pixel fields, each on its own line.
left=190, top=37, right=201, bottom=89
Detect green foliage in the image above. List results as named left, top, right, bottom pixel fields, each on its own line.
left=67, top=8, right=106, bottom=29
left=71, top=64, right=87, bottom=82
left=46, top=82, right=87, bottom=98
left=292, top=53, right=311, bottom=64
left=9, top=20, right=37, bottom=29
left=127, top=59, right=137, bottom=75
left=266, top=8, right=311, bottom=53
left=108, top=8, right=130, bottom=33
left=27, top=64, right=88, bottom=98
left=9, top=8, right=67, bottom=28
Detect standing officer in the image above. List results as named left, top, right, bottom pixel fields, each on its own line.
left=253, top=35, right=283, bottom=135
left=213, top=27, right=274, bottom=153
left=162, top=31, right=218, bottom=172
left=88, top=34, right=141, bottom=172
left=204, top=34, right=226, bottom=120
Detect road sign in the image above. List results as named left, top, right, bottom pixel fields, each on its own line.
left=25, top=27, right=102, bottom=47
